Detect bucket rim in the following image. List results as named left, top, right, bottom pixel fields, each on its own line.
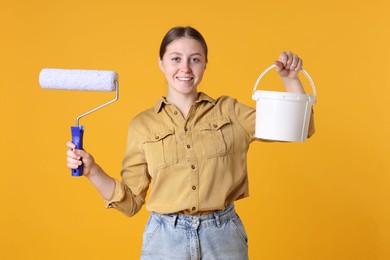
left=252, top=90, right=316, bottom=102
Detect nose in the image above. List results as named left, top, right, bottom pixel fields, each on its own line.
left=180, top=60, right=192, bottom=72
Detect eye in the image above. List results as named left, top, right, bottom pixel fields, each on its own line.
left=171, top=57, right=181, bottom=62
left=190, top=57, right=201, bottom=63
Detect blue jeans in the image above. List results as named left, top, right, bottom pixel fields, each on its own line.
left=141, top=204, right=248, bottom=260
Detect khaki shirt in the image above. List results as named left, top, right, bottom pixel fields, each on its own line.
left=105, top=92, right=314, bottom=216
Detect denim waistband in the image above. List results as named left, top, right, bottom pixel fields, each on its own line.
left=151, top=204, right=236, bottom=230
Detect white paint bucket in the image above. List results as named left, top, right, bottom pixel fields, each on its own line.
left=252, top=65, right=316, bottom=142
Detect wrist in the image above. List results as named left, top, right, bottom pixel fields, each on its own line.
left=86, top=163, right=101, bottom=179
left=281, top=77, right=305, bottom=94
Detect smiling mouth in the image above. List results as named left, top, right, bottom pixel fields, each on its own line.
left=176, top=77, right=194, bottom=81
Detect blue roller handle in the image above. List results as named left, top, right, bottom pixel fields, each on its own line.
left=71, top=126, right=84, bottom=177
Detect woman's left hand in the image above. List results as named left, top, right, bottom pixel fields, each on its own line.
left=274, top=51, right=302, bottom=79
left=274, top=52, right=306, bottom=93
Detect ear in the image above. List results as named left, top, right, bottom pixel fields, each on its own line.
left=158, top=58, right=165, bottom=73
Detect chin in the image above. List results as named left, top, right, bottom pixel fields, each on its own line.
left=174, top=85, right=198, bottom=95
left=179, top=88, right=197, bottom=95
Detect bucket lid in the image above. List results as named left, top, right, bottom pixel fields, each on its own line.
left=252, top=90, right=316, bottom=103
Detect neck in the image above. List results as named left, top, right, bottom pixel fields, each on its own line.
left=166, top=91, right=199, bottom=118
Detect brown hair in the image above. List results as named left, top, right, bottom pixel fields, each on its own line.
left=159, top=26, right=208, bottom=63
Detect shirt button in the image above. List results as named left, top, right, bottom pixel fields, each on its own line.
left=184, top=127, right=188, bottom=131
left=187, top=144, right=191, bottom=149
left=213, top=124, right=218, bottom=128
left=192, top=207, right=196, bottom=211
left=155, top=136, right=159, bottom=140
left=192, top=186, right=196, bottom=190
left=191, top=165, right=196, bottom=170
left=174, top=111, right=178, bottom=115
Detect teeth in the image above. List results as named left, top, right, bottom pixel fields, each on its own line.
left=177, top=77, right=193, bottom=81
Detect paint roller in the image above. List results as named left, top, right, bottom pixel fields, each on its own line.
left=39, top=68, right=119, bottom=176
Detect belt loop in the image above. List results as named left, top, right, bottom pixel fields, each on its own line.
left=172, top=215, right=178, bottom=228
left=214, top=213, right=221, bottom=228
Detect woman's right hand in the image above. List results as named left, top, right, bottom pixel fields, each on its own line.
left=66, top=142, right=116, bottom=200
left=66, top=141, right=97, bottom=177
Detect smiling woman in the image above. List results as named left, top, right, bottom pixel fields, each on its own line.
left=158, top=27, right=208, bottom=118
left=159, top=37, right=207, bottom=115
left=65, top=26, right=315, bottom=259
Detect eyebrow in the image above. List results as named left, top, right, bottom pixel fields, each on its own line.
left=168, top=52, right=202, bottom=56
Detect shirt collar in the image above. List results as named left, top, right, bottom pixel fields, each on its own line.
left=153, top=92, right=216, bottom=113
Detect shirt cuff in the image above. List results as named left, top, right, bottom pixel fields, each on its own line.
left=104, top=179, right=125, bottom=208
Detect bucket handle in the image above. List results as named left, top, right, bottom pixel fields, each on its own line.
left=252, top=64, right=316, bottom=98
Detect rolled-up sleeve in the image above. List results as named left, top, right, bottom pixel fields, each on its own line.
left=231, top=98, right=257, bottom=143
left=104, top=179, right=125, bottom=208
left=104, top=120, right=151, bottom=217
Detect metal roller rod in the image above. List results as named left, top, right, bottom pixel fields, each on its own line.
left=76, top=81, right=119, bottom=126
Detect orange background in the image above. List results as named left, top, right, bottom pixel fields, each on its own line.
left=0, top=0, right=389, bottom=259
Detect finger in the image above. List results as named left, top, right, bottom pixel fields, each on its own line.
left=285, top=51, right=293, bottom=68
left=295, top=58, right=303, bottom=71
left=290, top=54, right=300, bottom=71
left=66, top=153, right=82, bottom=164
left=67, top=149, right=80, bottom=160
left=67, top=162, right=82, bottom=169
left=67, top=157, right=82, bottom=169
left=278, top=52, right=288, bottom=67
left=73, top=148, right=93, bottom=164
left=76, top=150, right=94, bottom=167
left=71, top=148, right=88, bottom=159
left=66, top=141, right=76, bottom=149
left=67, top=158, right=82, bottom=166
left=274, top=60, right=284, bottom=72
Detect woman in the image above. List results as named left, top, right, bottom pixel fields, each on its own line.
left=66, top=26, right=314, bottom=259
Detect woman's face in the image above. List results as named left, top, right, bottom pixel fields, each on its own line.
left=159, top=37, right=207, bottom=96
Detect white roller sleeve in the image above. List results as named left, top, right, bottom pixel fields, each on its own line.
left=39, top=68, right=118, bottom=91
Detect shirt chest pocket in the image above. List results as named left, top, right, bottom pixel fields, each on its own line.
left=199, top=116, right=234, bottom=158
left=142, top=128, right=178, bottom=175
